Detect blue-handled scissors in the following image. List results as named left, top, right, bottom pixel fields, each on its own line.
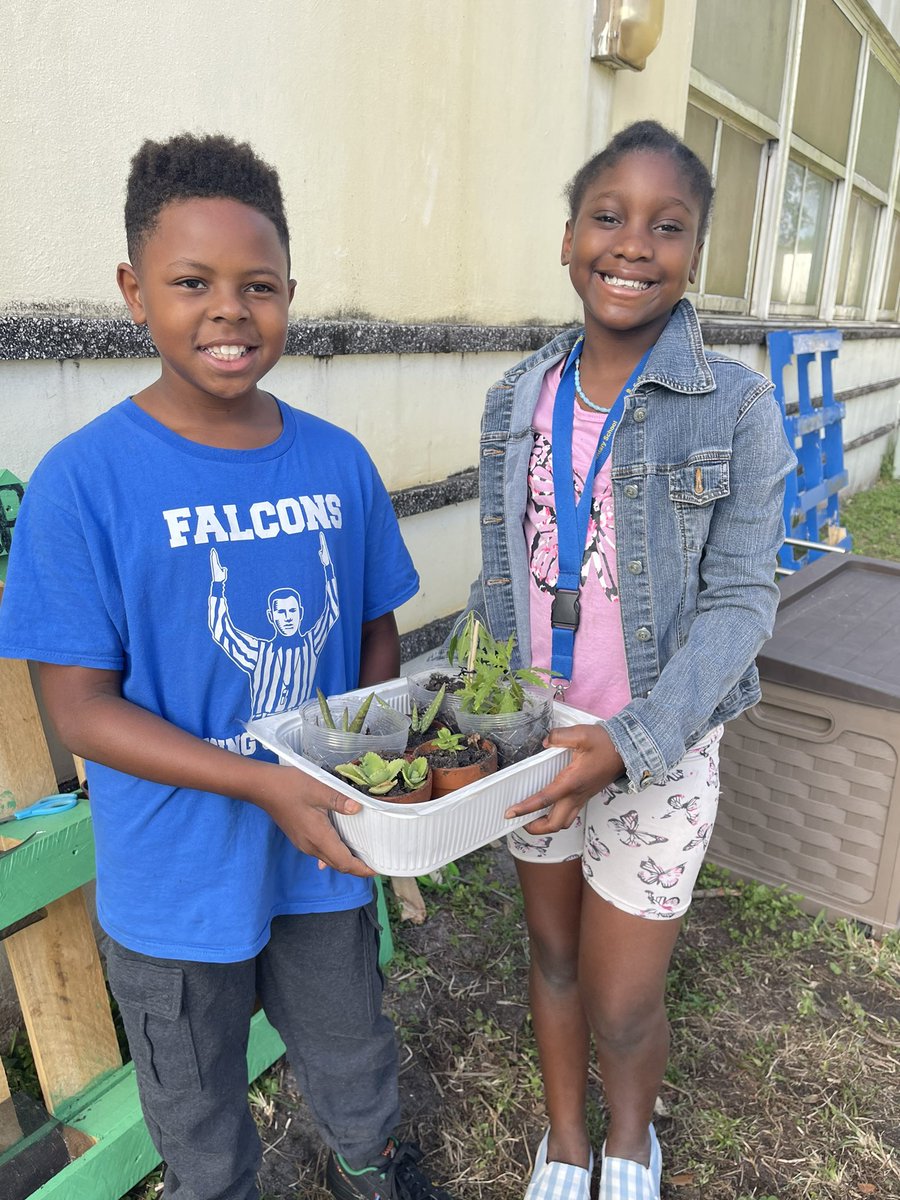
left=0, top=793, right=79, bottom=824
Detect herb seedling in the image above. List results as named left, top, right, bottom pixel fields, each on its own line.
left=448, top=613, right=549, bottom=715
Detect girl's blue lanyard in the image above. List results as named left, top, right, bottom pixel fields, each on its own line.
left=550, top=336, right=651, bottom=688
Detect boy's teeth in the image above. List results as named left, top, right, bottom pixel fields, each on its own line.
left=205, top=345, right=249, bottom=360
left=602, top=274, right=651, bottom=290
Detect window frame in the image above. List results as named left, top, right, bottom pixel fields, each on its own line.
left=769, top=154, right=837, bottom=317
left=687, top=0, right=900, bottom=324
left=684, top=92, right=770, bottom=315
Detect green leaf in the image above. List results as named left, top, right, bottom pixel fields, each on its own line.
left=369, top=779, right=398, bottom=795
left=334, top=762, right=368, bottom=785
left=416, top=684, right=445, bottom=732
left=401, top=756, right=429, bottom=789
left=433, top=727, right=464, bottom=753
left=317, top=688, right=336, bottom=729
left=347, top=691, right=374, bottom=733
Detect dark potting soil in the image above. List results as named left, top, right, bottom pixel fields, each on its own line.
left=406, top=722, right=443, bottom=752
left=426, top=671, right=466, bottom=695
left=421, top=739, right=491, bottom=771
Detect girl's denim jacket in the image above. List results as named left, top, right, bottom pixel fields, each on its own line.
left=463, top=299, right=797, bottom=793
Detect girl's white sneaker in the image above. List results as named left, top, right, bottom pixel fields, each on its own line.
left=598, top=1125, right=662, bottom=1200
left=524, top=1131, right=594, bottom=1200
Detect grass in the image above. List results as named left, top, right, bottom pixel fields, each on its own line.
left=175, top=853, right=896, bottom=1200
left=841, top=446, right=900, bottom=560
left=110, top=849, right=900, bottom=1200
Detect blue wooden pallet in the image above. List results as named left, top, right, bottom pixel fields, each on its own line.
left=766, top=329, right=853, bottom=571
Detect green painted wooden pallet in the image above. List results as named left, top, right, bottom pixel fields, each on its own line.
left=1, top=797, right=393, bottom=1198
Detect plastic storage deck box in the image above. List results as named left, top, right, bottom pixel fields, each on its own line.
left=713, top=554, right=900, bottom=932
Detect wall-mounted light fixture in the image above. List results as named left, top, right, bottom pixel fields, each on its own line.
left=592, top=0, right=665, bottom=71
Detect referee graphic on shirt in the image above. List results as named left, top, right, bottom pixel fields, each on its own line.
left=208, top=533, right=339, bottom=718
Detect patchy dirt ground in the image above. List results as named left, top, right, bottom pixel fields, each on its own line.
left=153, top=844, right=899, bottom=1200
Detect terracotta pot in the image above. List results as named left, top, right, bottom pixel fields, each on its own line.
left=334, top=756, right=433, bottom=805
left=416, top=737, right=498, bottom=798
left=382, top=771, right=434, bottom=805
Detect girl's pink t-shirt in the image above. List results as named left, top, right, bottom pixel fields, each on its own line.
left=524, top=360, right=632, bottom=720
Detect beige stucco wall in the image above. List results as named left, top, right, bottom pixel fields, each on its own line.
left=1, top=0, right=699, bottom=323
left=2, top=0, right=631, bottom=324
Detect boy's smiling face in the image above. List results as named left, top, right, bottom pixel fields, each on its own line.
left=118, top=197, right=295, bottom=412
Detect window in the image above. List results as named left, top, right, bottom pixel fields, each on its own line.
left=856, top=56, right=900, bottom=192
left=692, top=0, right=790, bottom=121
left=836, top=190, right=879, bottom=312
left=772, top=160, right=832, bottom=311
left=684, top=105, right=767, bottom=311
left=688, top=0, right=900, bottom=322
left=879, top=210, right=900, bottom=318
left=793, top=0, right=861, bottom=166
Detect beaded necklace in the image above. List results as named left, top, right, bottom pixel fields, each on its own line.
left=573, top=358, right=609, bottom=414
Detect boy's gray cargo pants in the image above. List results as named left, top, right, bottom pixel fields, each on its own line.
left=104, top=902, right=400, bottom=1200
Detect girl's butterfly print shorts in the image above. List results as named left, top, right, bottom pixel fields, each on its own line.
left=508, top=726, right=723, bottom=921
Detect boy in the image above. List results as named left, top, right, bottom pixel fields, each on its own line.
left=0, top=133, right=453, bottom=1200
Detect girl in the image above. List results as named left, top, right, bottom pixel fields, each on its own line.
left=464, top=121, right=796, bottom=1200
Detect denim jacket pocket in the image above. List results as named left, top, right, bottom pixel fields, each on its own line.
left=669, top=459, right=730, bottom=553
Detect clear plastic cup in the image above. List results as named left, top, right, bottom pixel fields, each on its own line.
left=406, top=669, right=465, bottom=732
left=295, top=695, right=410, bottom=771
left=455, top=687, right=554, bottom=767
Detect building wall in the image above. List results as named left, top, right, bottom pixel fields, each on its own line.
left=3, top=0, right=613, bottom=324
left=1, top=0, right=898, bottom=655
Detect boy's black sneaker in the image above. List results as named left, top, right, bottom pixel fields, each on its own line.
left=326, top=1138, right=453, bottom=1200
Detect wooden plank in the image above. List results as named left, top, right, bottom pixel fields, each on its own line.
left=0, top=658, right=58, bottom=816
left=0, top=1063, right=25, bottom=1155
left=71, top=757, right=87, bottom=790
left=0, top=803, right=95, bottom=930
left=4, top=889, right=122, bottom=1113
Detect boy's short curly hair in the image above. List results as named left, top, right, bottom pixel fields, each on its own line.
left=565, top=120, right=714, bottom=239
left=124, top=132, right=290, bottom=264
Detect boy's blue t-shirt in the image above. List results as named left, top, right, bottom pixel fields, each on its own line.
left=0, top=398, right=419, bottom=962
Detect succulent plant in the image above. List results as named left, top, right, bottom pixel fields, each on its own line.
left=408, top=684, right=446, bottom=734
left=429, top=727, right=466, bottom=755
left=334, top=751, right=405, bottom=795
left=334, top=751, right=429, bottom=796
left=317, top=687, right=375, bottom=732
left=400, top=756, right=429, bottom=791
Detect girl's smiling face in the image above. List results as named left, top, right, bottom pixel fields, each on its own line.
left=561, top=150, right=704, bottom=348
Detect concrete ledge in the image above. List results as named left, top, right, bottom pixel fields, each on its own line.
left=0, top=315, right=568, bottom=361
left=5, top=312, right=900, bottom=361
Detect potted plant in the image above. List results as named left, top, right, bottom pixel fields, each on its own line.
left=400, top=684, right=446, bottom=752
left=447, top=614, right=553, bottom=766
left=406, top=669, right=466, bottom=731
left=334, top=751, right=433, bottom=805
left=415, top=727, right=498, bottom=798
left=296, top=688, right=410, bottom=770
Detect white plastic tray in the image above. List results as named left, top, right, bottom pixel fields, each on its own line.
left=246, top=678, right=599, bottom=876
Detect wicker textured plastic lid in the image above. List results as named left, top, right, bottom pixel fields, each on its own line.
left=758, top=554, right=900, bottom=712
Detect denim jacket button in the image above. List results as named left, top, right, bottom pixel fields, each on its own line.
left=633, top=408, right=647, bottom=423
left=624, top=484, right=639, bottom=498
left=636, top=626, right=652, bottom=641
left=628, top=560, right=643, bottom=574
